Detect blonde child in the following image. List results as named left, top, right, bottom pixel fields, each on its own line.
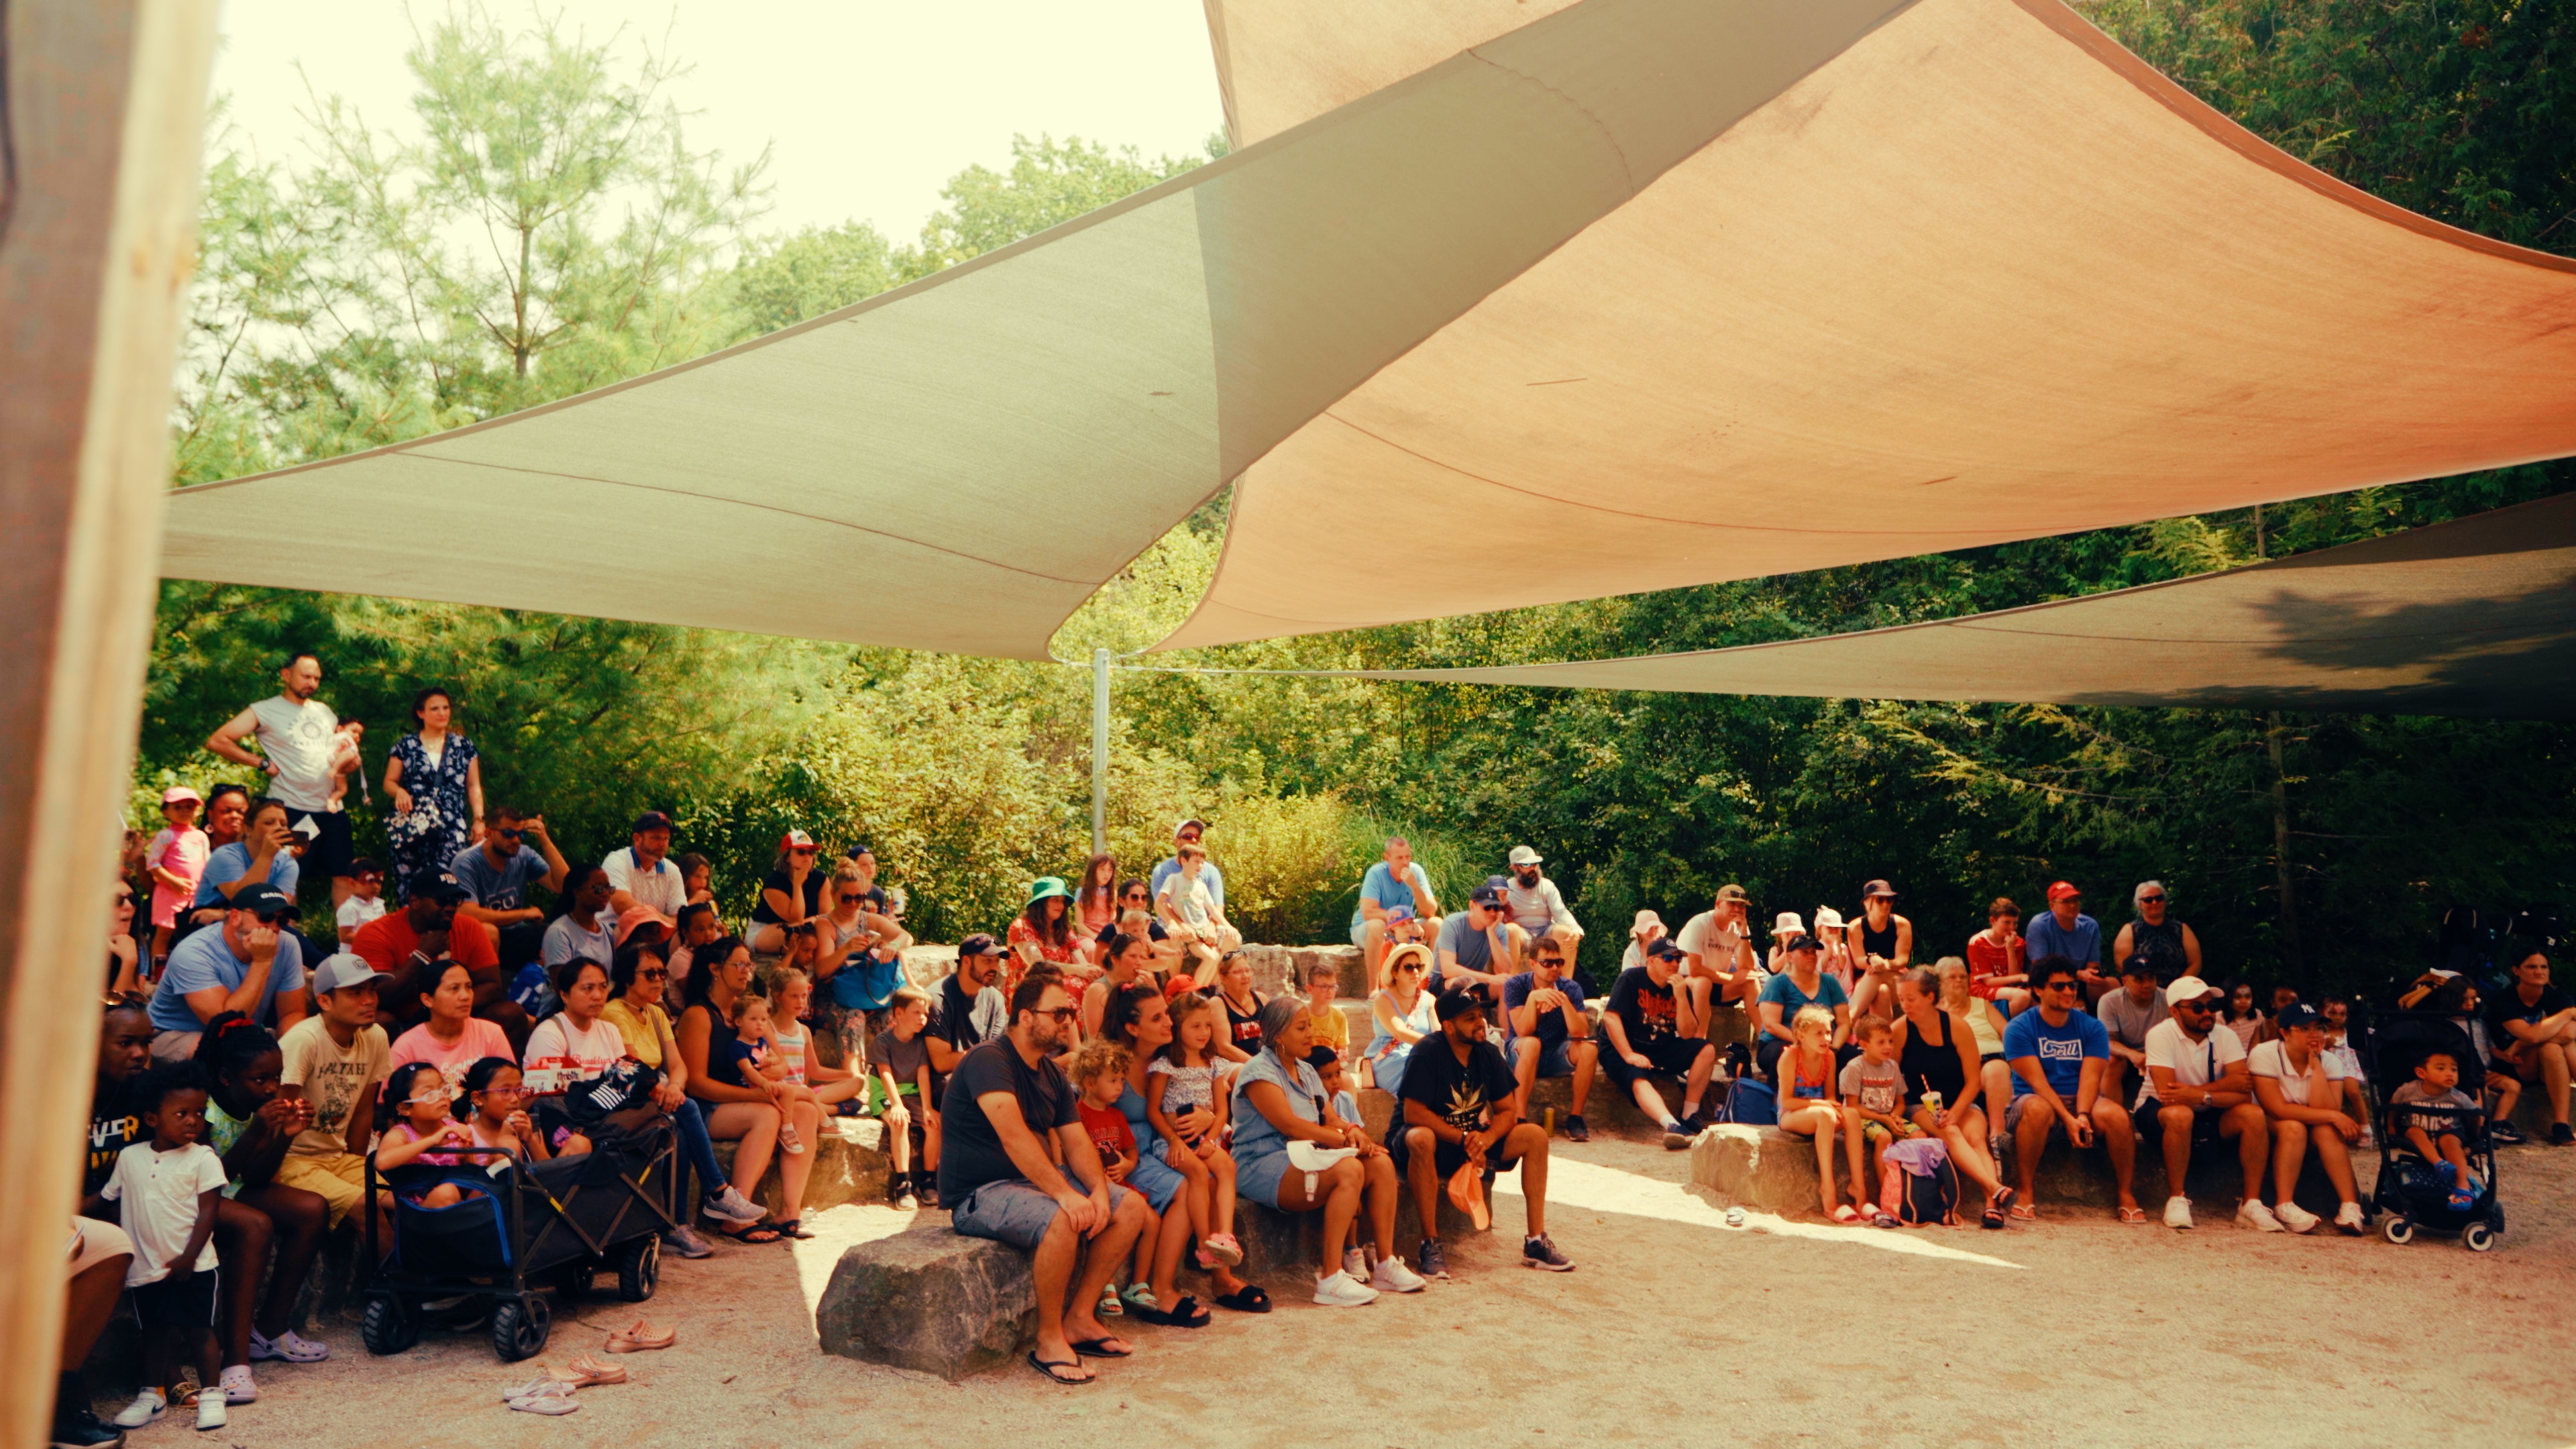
left=144, top=787, right=209, bottom=971
left=456, top=1057, right=553, bottom=1163
left=1073, top=1038, right=1141, bottom=1319
left=1839, top=1018, right=1917, bottom=1228
left=2390, top=1049, right=2483, bottom=1212
left=871, top=986, right=940, bottom=1209
left=1776, top=1005, right=1862, bottom=1221
left=1305, top=959, right=1350, bottom=1064
left=767, top=967, right=867, bottom=1114
left=372, top=1063, right=480, bottom=1210
left=718, top=992, right=806, bottom=1156
left=1148, top=992, right=1244, bottom=1268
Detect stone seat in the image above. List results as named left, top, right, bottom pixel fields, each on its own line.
left=710, top=1116, right=890, bottom=1218
left=815, top=1222, right=1034, bottom=1380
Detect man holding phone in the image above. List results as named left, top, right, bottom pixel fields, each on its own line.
left=2004, top=957, right=2140, bottom=1222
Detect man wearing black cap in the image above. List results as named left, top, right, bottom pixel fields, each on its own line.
left=1393, top=988, right=1570, bottom=1279
left=926, top=934, right=1013, bottom=1080
left=1601, top=938, right=1721, bottom=1149
left=146, top=881, right=310, bottom=1062
left=604, top=810, right=687, bottom=929
left=1434, top=884, right=1517, bottom=1005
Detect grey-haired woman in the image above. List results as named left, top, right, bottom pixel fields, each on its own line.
left=1233, top=997, right=1419, bottom=1307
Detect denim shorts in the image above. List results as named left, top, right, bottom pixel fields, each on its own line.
left=950, top=1178, right=1132, bottom=1252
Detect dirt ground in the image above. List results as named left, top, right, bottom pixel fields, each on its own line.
left=145, top=1132, right=2576, bottom=1449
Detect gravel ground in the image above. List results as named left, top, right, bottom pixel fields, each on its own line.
left=141, top=1132, right=2576, bottom=1449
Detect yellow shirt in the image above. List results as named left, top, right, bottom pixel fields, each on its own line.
left=1308, top=996, right=1350, bottom=1053
left=599, top=999, right=671, bottom=1069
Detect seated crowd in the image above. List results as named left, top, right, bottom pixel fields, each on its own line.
left=60, top=655, right=2573, bottom=1430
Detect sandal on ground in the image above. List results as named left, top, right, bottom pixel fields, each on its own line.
left=1831, top=1204, right=1863, bottom=1224
left=1161, top=1293, right=1212, bottom=1327
left=2114, top=1205, right=2147, bottom=1224
left=1213, top=1285, right=1272, bottom=1313
left=1067, top=1336, right=1132, bottom=1358
left=773, top=1219, right=816, bottom=1240
left=721, top=1224, right=785, bottom=1245
left=605, top=1320, right=676, bottom=1354
left=1027, top=1352, right=1092, bottom=1385
left=545, top=1355, right=626, bottom=1387
left=2011, top=1203, right=2039, bottom=1222
left=1990, top=1186, right=2017, bottom=1216
left=506, top=1394, right=581, bottom=1415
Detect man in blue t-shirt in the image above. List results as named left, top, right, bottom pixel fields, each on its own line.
left=449, top=806, right=570, bottom=970
left=148, top=883, right=310, bottom=1063
left=2003, top=956, right=2139, bottom=1220
left=1351, top=837, right=1440, bottom=988
left=1502, top=935, right=1597, bottom=1140
left=2025, top=881, right=2105, bottom=988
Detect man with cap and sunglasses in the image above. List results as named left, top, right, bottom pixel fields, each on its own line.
left=148, top=881, right=311, bottom=1063
left=1499, top=846, right=1582, bottom=969
left=2139, top=975, right=2278, bottom=1231
left=1434, top=883, right=1517, bottom=1004
left=604, top=810, right=688, bottom=931
left=447, top=804, right=570, bottom=973
left=2004, top=957, right=2139, bottom=1222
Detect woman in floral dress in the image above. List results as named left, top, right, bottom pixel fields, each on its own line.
left=382, top=686, right=484, bottom=894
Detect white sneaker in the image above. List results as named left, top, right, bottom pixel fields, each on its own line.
left=113, top=1391, right=166, bottom=1429
left=219, top=1364, right=259, bottom=1403
left=2273, top=1199, right=2320, bottom=1234
left=1311, top=1269, right=1379, bottom=1307
left=197, top=1393, right=228, bottom=1433
left=2163, top=1195, right=2194, bottom=1230
left=1371, top=1254, right=1428, bottom=1293
left=1342, top=1246, right=1369, bottom=1282
left=2237, top=1199, right=2285, bottom=1233
left=2334, top=1201, right=2367, bottom=1235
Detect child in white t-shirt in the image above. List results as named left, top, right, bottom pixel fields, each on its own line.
left=96, top=1064, right=230, bottom=1433
left=335, top=857, right=388, bottom=945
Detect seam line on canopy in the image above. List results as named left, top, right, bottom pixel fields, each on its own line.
left=1463, top=48, right=1635, bottom=191
left=359, top=452, right=1101, bottom=586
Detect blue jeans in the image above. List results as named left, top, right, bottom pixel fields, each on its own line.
left=672, top=1097, right=727, bottom=1208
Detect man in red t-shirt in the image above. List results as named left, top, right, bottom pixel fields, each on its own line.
left=352, top=879, right=529, bottom=1051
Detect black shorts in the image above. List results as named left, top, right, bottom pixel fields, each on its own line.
left=288, top=808, right=354, bottom=877
left=1605, top=1034, right=1712, bottom=1087
left=132, top=1267, right=219, bottom=1332
left=2132, top=1097, right=2225, bottom=1146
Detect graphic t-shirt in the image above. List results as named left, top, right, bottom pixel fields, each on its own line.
left=2004, top=1007, right=2109, bottom=1098
left=1077, top=1100, right=1135, bottom=1164
left=1397, top=1035, right=1520, bottom=1142
left=939, top=1040, right=1079, bottom=1201
left=87, top=1086, right=144, bottom=1196
left=931, top=975, right=1009, bottom=1059
left=1676, top=910, right=1752, bottom=969
left=1839, top=1055, right=1907, bottom=1117
left=1604, top=966, right=1682, bottom=1049
left=2488, top=985, right=2575, bottom=1040
left=449, top=843, right=550, bottom=912
left=522, top=1013, right=629, bottom=1097
left=2389, top=1080, right=2479, bottom=1137
left=2137, top=1018, right=2247, bottom=1106
left=278, top=1016, right=390, bottom=1159
left=250, top=694, right=340, bottom=812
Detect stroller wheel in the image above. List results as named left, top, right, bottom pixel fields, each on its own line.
left=2462, top=1222, right=2497, bottom=1252
left=2381, top=1216, right=2414, bottom=1245
left=616, top=1234, right=661, bottom=1303
left=490, top=1295, right=551, bottom=1362
left=361, top=1293, right=423, bottom=1356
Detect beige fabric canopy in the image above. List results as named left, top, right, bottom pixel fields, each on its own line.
left=1161, top=0, right=2576, bottom=649
left=1150, top=493, right=2576, bottom=719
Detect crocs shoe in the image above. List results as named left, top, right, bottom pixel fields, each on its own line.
left=219, top=1364, right=259, bottom=1403
left=249, top=1327, right=330, bottom=1362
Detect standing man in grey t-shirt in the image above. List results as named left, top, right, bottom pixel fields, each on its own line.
left=205, top=650, right=361, bottom=910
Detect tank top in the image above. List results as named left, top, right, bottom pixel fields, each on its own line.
left=1220, top=991, right=1265, bottom=1053
left=1856, top=913, right=1900, bottom=964
left=1963, top=1001, right=2005, bottom=1057
left=1898, top=1008, right=1966, bottom=1105
left=1367, top=988, right=1436, bottom=1063
left=773, top=1022, right=810, bottom=1086
left=2125, top=918, right=2188, bottom=979
left=1786, top=1047, right=1834, bottom=1102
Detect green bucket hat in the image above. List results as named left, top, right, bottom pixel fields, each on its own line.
left=1027, top=876, right=1071, bottom=906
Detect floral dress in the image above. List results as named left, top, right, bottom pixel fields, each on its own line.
left=387, top=731, right=479, bottom=892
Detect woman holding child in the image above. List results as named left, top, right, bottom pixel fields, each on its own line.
left=674, top=936, right=805, bottom=1244
left=1099, top=977, right=1238, bottom=1325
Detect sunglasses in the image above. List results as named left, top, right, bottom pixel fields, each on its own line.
left=637, top=967, right=669, bottom=981
left=250, top=910, right=291, bottom=924
left=2041, top=979, right=2079, bottom=991
left=838, top=892, right=863, bottom=902
left=2176, top=1000, right=2217, bottom=1012
left=1035, top=1006, right=1081, bottom=1023
left=495, top=828, right=525, bottom=841
left=790, top=847, right=817, bottom=855
left=2138, top=894, right=2166, bottom=904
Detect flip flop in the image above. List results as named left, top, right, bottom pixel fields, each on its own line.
left=1067, top=1337, right=1132, bottom=1358
left=1831, top=1205, right=1863, bottom=1224
left=722, top=1224, right=784, bottom=1245
left=506, top=1395, right=581, bottom=1415
left=1214, top=1285, right=1272, bottom=1313
left=1981, top=1208, right=2006, bottom=1230
left=2010, top=1203, right=2039, bottom=1223
left=500, top=1377, right=574, bottom=1403
left=2114, top=1205, right=2147, bottom=1224
left=1027, top=1352, right=1092, bottom=1385
left=1991, top=1186, right=2017, bottom=1215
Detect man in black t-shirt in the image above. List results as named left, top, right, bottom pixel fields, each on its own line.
left=2488, top=951, right=2576, bottom=1144
left=1392, top=988, right=1571, bottom=1279
left=926, top=934, right=1010, bottom=1082
left=941, top=973, right=1147, bottom=1384
left=1601, top=938, right=1719, bottom=1149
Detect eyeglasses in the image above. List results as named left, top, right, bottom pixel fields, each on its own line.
left=478, top=1083, right=529, bottom=1097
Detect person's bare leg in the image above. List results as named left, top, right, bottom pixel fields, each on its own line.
left=1362, top=1150, right=1400, bottom=1260
left=1146, top=1197, right=1192, bottom=1306
left=1403, top=1126, right=1442, bottom=1238
left=1062, top=1193, right=1143, bottom=1354
left=211, top=1197, right=272, bottom=1369
left=2093, top=1099, right=2139, bottom=1211
left=1208, top=1142, right=1238, bottom=1238
left=2158, top=1106, right=2195, bottom=1201
left=723, top=1104, right=783, bottom=1203
left=1683, top=1045, right=1718, bottom=1119
left=2012, top=1106, right=2049, bottom=1201
left=1363, top=921, right=1389, bottom=989
left=778, top=1097, right=822, bottom=1220
left=1841, top=1112, right=1870, bottom=1208
left=1570, top=1041, right=1598, bottom=1115
left=1924, top=1108, right=2000, bottom=1199
left=1297, top=1158, right=1364, bottom=1278
left=2228, top=1104, right=2269, bottom=1203
left=1028, top=1212, right=1090, bottom=1379
left=2269, top=1118, right=2307, bottom=1207
left=1511, top=1037, right=1542, bottom=1119
left=1509, top=1123, right=1548, bottom=1236
left=1170, top=1144, right=1212, bottom=1244
left=237, top=1183, right=326, bottom=1342
left=1630, top=1076, right=1676, bottom=1127
left=2544, top=1041, right=2573, bottom=1126
left=2309, top=1123, right=2359, bottom=1206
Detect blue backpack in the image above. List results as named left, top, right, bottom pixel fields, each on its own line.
left=1719, top=1077, right=1776, bottom=1126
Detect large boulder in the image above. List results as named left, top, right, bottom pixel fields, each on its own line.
left=814, top=1224, right=1035, bottom=1380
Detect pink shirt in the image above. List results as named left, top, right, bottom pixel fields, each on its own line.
left=147, top=827, right=209, bottom=928
left=388, top=1018, right=515, bottom=1081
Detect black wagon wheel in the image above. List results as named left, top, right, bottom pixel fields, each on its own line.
left=616, top=1234, right=661, bottom=1302
left=490, top=1293, right=552, bottom=1362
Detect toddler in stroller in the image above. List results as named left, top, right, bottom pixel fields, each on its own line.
left=2366, top=1014, right=2503, bottom=1252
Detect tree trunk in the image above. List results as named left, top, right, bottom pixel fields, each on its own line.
left=2267, top=711, right=2302, bottom=977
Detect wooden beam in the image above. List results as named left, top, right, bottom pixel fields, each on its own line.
left=0, top=2, right=215, bottom=1443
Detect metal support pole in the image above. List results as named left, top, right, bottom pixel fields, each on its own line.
left=1091, top=649, right=1111, bottom=856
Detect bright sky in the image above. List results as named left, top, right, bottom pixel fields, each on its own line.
left=209, top=1, right=1227, bottom=241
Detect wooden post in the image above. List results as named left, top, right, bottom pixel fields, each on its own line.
left=0, top=3, right=217, bottom=1444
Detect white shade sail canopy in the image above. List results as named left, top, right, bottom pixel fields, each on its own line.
left=1178, top=493, right=2576, bottom=720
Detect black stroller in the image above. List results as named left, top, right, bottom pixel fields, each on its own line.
left=360, top=1110, right=680, bottom=1360
left=2360, top=1010, right=2503, bottom=1252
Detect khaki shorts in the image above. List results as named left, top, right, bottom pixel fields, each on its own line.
left=276, top=1151, right=367, bottom=1227
left=71, top=1218, right=133, bottom=1276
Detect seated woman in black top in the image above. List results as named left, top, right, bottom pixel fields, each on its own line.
left=1890, top=967, right=2010, bottom=1228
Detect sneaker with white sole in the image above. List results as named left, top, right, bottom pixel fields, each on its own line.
left=1311, top=1269, right=1379, bottom=1307
left=2334, top=1201, right=2367, bottom=1235
left=703, top=1185, right=765, bottom=1225
left=2163, top=1195, right=2194, bottom=1230
left=249, top=1327, right=329, bottom=1362
left=1416, top=1237, right=1449, bottom=1281
left=1521, top=1233, right=1574, bottom=1271
left=219, top=1364, right=259, bottom=1403
left=112, top=1391, right=166, bottom=1429
left=1343, top=1246, right=1370, bottom=1283
left=2272, top=1199, right=2320, bottom=1234
left=195, top=1393, right=227, bottom=1433
left=1371, top=1253, right=1428, bottom=1293
left=2237, top=1199, right=2285, bottom=1233
left=661, top=1224, right=715, bottom=1259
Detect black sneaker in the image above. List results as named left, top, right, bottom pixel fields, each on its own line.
left=2490, top=1120, right=2526, bottom=1145
left=1521, top=1233, right=1573, bottom=1272
left=1662, top=1122, right=1696, bottom=1150
left=50, top=1405, right=125, bottom=1448
left=1562, top=1113, right=1591, bottom=1143
left=2551, top=1122, right=2574, bottom=1147
left=1417, top=1237, right=1449, bottom=1281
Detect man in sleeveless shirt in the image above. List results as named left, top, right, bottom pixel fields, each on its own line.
left=205, top=651, right=362, bottom=910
